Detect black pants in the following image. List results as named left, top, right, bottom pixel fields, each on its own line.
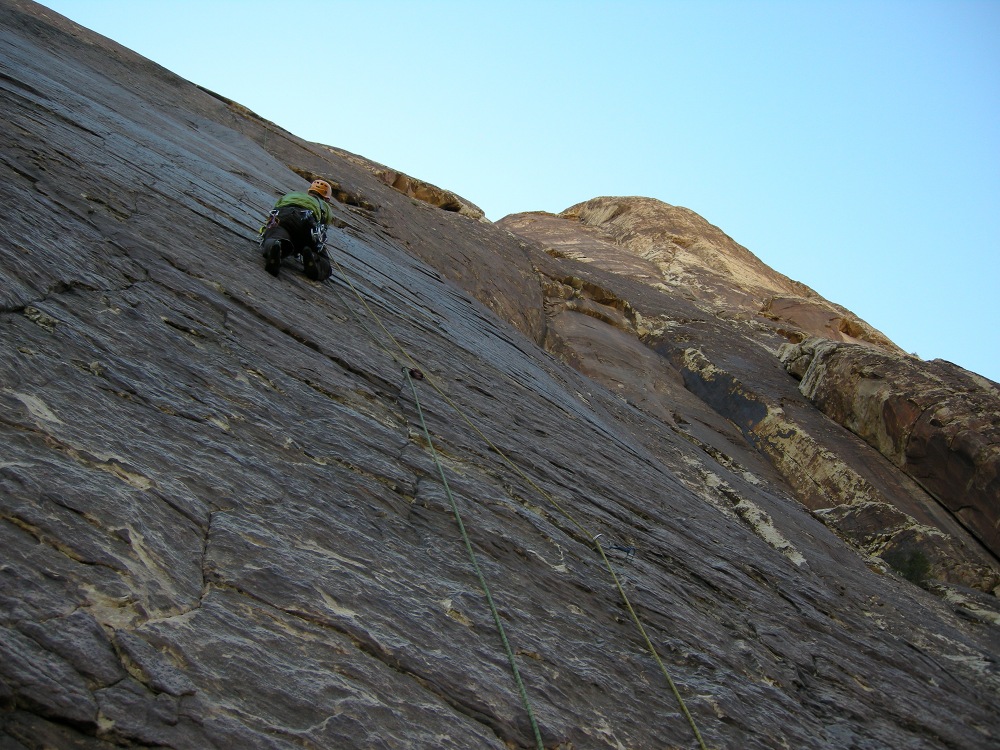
left=261, top=207, right=332, bottom=280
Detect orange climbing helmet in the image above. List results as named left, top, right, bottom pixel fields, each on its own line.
left=308, top=179, right=333, bottom=200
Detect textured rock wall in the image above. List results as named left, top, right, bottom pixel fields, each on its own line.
left=782, top=337, right=1000, bottom=560
left=499, top=201, right=999, bottom=596
left=1, top=2, right=999, bottom=749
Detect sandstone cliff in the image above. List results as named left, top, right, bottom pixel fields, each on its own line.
left=1, top=2, right=998, bottom=749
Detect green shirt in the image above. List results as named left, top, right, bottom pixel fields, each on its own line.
left=274, top=191, right=334, bottom=225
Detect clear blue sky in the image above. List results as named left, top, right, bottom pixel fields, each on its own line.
left=40, top=1, right=1000, bottom=382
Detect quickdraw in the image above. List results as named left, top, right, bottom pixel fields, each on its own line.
left=257, top=209, right=279, bottom=247
left=310, top=222, right=327, bottom=252
left=594, top=533, right=636, bottom=562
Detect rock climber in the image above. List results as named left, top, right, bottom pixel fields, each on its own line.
left=259, top=179, right=336, bottom=280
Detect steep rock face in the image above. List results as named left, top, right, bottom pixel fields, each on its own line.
left=502, top=199, right=900, bottom=351
left=782, top=337, right=1000, bottom=559
left=498, top=202, right=999, bottom=595
left=2, top=3, right=999, bottom=750
left=323, top=146, right=488, bottom=221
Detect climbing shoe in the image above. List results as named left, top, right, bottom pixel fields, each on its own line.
left=301, top=247, right=331, bottom=281
left=263, top=240, right=282, bottom=277
left=300, top=247, right=318, bottom=280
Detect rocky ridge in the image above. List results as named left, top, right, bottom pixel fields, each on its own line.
left=1, top=2, right=999, bottom=749
left=499, top=201, right=999, bottom=593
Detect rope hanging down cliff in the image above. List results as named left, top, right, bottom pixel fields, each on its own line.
left=324, top=246, right=709, bottom=750
left=405, top=366, right=544, bottom=750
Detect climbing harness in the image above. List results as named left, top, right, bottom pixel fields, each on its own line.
left=324, top=245, right=710, bottom=750
left=258, top=205, right=330, bottom=273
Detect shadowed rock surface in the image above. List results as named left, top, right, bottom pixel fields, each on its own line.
left=780, top=337, right=1000, bottom=561
left=1, top=2, right=998, bottom=749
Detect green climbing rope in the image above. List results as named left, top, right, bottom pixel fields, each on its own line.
left=325, top=248, right=708, bottom=750
left=405, top=368, right=545, bottom=750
